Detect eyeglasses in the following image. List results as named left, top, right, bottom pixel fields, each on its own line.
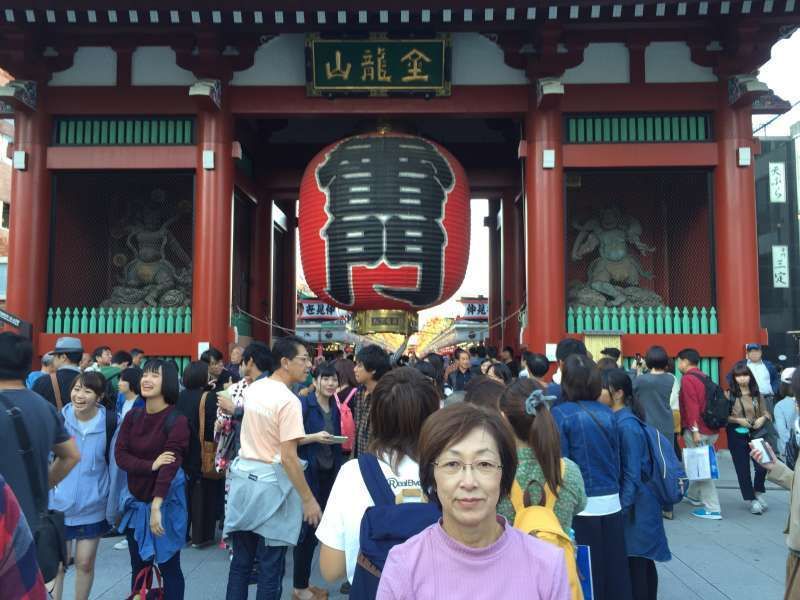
left=433, top=459, right=503, bottom=478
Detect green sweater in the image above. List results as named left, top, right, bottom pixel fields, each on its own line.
left=497, top=447, right=587, bottom=534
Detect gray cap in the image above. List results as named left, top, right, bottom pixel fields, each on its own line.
left=41, top=352, right=55, bottom=366
left=53, top=336, right=83, bottom=354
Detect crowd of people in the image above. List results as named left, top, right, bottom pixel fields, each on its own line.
left=2, top=331, right=800, bottom=599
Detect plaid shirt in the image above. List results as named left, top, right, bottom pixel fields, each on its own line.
left=0, top=476, right=47, bottom=600
left=354, top=386, right=372, bottom=458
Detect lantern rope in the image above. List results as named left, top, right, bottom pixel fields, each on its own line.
left=234, top=306, right=298, bottom=334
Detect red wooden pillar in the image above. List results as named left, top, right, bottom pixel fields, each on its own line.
left=192, top=105, right=234, bottom=356
left=523, top=97, right=566, bottom=353
left=486, top=198, right=502, bottom=349
left=714, top=89, right=762, bottom=375
left=248, top=195, right=272, bottom=342
left=6, top=103, right=51, bottom=346
left=502, top=188, right=522, bottom=351
left=280, top=200, right=298, bottom=336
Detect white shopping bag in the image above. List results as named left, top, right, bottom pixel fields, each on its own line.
left=682, top=445, right=720, bottom=481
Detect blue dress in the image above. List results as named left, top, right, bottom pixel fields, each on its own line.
left=615, top=407, right=671, bottom=562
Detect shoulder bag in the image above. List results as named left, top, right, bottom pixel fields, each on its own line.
left=0, top=392, right=66, bottom=582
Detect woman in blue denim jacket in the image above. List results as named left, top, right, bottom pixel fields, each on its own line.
left=294, top=361, right=345, bottom=600
left=602, top=369, right=670, bottom=600
left=551, top=354, right=633, bottom=600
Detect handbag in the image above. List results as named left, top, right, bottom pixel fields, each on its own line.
left=751, top=420, right=780, bottom=454
left=199, top=392, right=224, bottom=480
left=126, top=564, right=164, bottom=600
left=0, top=393, right=67, bottom=582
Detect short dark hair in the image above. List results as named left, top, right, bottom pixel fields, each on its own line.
left=70, top=371, right=109, bottom=408
left=272, top=335, right=307, bottom=365
left=645, top=345, right=669, bottom=370
left=314, top=361, right=339, bottom=380
left=92, top=346, right=111, bottom=360
left=418, top=402, right=517, bottom=508
left=477, top=346, right=487, bottom=359
left=469, top=346, right=478, bottom=357
left=119, top=367, right=142, bottom=396
left=601, top=347, right=621, bottom=361
left=112, top=350, right=132, bottom=365
left=453, top=348, right=468, bottom=360
left=464, top=376, right=506, bottom=410
left=143, top=359, right=180, bottom=405
left=523, top=352, right=550, bottom=377
left=555, top=338, right=587, bottom=362
left=489, top=362, right=512, bottom=384
left=0, top=332, right=33, bottom=380
left=677, top=348, right=701, bottom=366
left=242, top=342, right=273, bottom=373
left=200, top=347, right=223, bottom=363
left=503, top=345, right=514, bottom=355
left=130, top=348, right=144, bottom=358
left=61, top=351, right=82, bottom=365
left=334, top=358, right=357, bottom=388
left=368, top=367, right=440, bottom=471
left=182, top=360, right=209, bottom=390
left=356, top=344, right=391, bottom=381
left=561, top=354, right=602, bottom=402
left=596, top=357, right=619, bottom=371
left=602, top=368, right=646, bottom=420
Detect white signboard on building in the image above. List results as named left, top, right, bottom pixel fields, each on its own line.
left=773, top=245, right=790, bottom=288
left=769, top=162, right=787, bottom=203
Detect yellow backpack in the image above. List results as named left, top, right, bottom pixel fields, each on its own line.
left=510, top=460, right=583, bottom=600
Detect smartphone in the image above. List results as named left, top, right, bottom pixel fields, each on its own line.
left=750, top=438, right=772, bottom=464
left=329, top=435, right=349, bottom=444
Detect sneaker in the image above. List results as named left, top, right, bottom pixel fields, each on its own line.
left=750, top=499, right=764, bottom=515
left=113, top=539, right=128, bottom=550
left=756, top=492, right=768, bottom=510
left=691, top=508, right=722, bottom=520
left=684, top=495, right=703, bottom=507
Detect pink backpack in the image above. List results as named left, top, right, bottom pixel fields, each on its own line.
left=334, top=388, right=357, bottom=452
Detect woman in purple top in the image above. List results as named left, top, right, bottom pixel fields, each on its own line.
left=377, top=403, right=570, bottom=600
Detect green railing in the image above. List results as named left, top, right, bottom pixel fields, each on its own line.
left=565, top=113, right=712, bottom=144
left=623, top=356, right=721, bottom=384
left=52, top=117, right=195, bottom=146
left=567, top=306, right=717, bottom=335
left=45, top=306, right=192, bottom=335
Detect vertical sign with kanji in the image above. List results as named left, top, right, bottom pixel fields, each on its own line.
left=769, top=162, right=787, bottom=203
left=773, top=245, right=790, bottom=288
left=307, top=35, right=451, bottom=96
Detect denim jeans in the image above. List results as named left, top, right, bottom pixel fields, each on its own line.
left=226, top=531, right=287, bottom=600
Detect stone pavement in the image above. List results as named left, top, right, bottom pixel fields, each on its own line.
left=65, top=450, right=790, bottom=599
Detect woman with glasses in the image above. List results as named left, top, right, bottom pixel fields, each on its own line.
left=377, top=402, right=570, bottom=599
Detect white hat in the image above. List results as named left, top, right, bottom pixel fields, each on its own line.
left=781, top=367, right=796, bottom=384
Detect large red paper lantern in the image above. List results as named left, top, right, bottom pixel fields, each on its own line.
left=299, top=132, right=470, bottom=312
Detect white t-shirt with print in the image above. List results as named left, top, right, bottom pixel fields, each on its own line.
left=315, top=454, right=421, bottom=583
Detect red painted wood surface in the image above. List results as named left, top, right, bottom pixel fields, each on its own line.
left=523, top=99, right=566, bottom=354
left=563, top=142, right=718, bottom=168
left=38, top=333, right=193, bottom=357
left=6, top=106, right=52, bottom=352
left=192, top=106, right=235, bottom=355
left=47, top=146, right=195, bottom=170
left=713, top=85, right=765, bottom=377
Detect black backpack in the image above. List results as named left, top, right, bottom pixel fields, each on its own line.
left=685, top=371, right=730, bottom=430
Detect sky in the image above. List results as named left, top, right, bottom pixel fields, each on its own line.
left=299, top=29, right=800, bottom=327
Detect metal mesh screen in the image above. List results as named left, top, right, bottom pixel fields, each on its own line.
left=50, top=171, right=194, bottom=309
left=565, top=169, right=714, bottom=310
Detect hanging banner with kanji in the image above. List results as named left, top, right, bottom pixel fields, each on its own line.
left=306, top=35, right=451, bottom=97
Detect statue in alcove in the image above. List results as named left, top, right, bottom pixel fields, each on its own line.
left=102, top=189, right=192, bottom=308
left=568, top=206, right=664, bottom=308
